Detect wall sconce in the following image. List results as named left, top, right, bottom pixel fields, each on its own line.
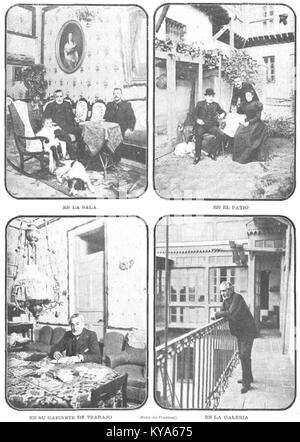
left=279, top=14, right=288, bottom=25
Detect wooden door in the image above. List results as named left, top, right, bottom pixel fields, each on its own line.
left=75, top=251, right=105, bottom=340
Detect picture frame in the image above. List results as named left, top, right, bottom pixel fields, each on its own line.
left=55, top=20, right=85, bottom=74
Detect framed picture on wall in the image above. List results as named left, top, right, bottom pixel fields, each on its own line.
left=55, top=20, right=85, bottom=74
left=12, top=66, right=23, bottom=81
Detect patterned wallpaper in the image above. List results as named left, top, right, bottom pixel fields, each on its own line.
left=43, top=6, right=147, bottom=129
left=106, top=218, right=147, bottom=331
left=7, top=217, right=147, bottom=332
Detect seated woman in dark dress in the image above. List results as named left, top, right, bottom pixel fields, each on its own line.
left=232, top=90, right=268, bottom=164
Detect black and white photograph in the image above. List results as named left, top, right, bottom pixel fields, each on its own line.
left=155, top=216, right=295, bottom=409
left=154, top=4, right=295, bottom=199
left=6, top=5, right=147, bottom=198
left=6, top=217, right=147, bottom=409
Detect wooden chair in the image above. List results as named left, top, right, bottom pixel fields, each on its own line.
left=75, top=98, right=89, bottom=123
left=90, top=100, right=106, bottom=122
left=8, top=99, right=49, bottom=174
left=91, top=373, right=128, bottom=408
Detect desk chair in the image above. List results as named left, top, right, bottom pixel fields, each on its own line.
left=91, top=373, right=128, bottom=408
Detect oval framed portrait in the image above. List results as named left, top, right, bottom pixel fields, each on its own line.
left=55, top=20, right=85, bottom=74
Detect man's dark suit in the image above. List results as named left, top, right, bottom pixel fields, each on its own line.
left=104, top=100, right=136, bottom=136
left=49, top=327, right=101, bottom=363
left=215, top=292, right=257, bottom=387
left=44, top=100, right=80, bottom=159
left=193, top=100, right=225, bottom=158
left=231, top=82, right=259, bottom=113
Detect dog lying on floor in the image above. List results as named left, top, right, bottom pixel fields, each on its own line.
left=55, top=160, right=95, bottom=196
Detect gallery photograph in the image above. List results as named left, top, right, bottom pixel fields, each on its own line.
left=5, top=4, right=147, bottom=198
left=6, top=217, right=147, bottom=409
left=155, top=216, right=295, bottom=410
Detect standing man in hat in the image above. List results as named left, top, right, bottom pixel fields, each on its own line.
left=193, top=88, right=226, bottom=164
left=212, top=281, right=258, bottom=394
left=231, top=76, right=259, bottom=114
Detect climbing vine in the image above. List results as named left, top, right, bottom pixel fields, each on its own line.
left=155, top=38, right=259, bottom=85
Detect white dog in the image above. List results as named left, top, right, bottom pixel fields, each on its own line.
left=174, top=141, right=195, bottom=157
left=55, top=160, right=95, bottom=196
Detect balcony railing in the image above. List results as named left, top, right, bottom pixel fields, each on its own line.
left=155, top=318, right=239, bottom=409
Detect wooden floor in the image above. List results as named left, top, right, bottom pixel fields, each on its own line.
left=218, top=330, right=295, bottom=410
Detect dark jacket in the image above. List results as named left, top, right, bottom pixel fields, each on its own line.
left=215, top=292, right=258, bottom=338
left=231, top=82, right=259, bottom=108
left=44, top=100, right=76, bottom=134
left=27, top=101, right=43, bottom=133
left=49, top=327, right=101, bottom=363
left=194, top=100, right=225, bottom=128
left=104, top=100, right=136, bottom=135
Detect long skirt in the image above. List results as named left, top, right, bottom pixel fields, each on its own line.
left=232, top=121, right=268, bottom=164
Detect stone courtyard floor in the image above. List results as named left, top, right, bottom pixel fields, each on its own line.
left=218, top=330, right=295, bottom=410
left=154, top=138, right=294, bottom=200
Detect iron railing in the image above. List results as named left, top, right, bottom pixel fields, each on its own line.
left=155, top=318, right=239, bottom=409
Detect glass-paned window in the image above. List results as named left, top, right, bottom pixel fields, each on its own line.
left=263, top=56, right=275, bottom=83
left=166, top=18, right=187, bottom=42
left=262, top=5, right=274, bottom=25
left=169, top=268, right=205, bottom=304
left=170, top=307, right=177, bottom=323
left=209, top=267, right=237, bottom=303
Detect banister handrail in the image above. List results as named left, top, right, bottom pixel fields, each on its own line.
left=156, top=317, right=225, bottom=354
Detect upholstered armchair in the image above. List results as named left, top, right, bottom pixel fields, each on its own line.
left=101, top=331, right=126, bottom=365
left=24, top=325, right=66, bottom=354
left=106, top=340, right=146, bottom=405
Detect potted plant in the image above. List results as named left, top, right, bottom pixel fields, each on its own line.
left=21, top=64, right=48, bottom=99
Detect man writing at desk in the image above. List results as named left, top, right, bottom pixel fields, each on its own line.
left=50, top=313, right=101, bottom=364
left=104, top=87, right=136, bottom=137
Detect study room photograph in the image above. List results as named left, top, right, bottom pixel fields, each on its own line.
left=6, top=217, right=147, bottom=409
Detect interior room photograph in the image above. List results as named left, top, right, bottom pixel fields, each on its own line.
left=6, top=217, right=147, bottom=409
left=6, top=4, right=147, bottom=198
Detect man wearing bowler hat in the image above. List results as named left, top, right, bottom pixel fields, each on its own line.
left=193, top=88, right=226, bottom=164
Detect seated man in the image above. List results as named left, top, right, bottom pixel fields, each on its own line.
left=104, top=87, right=136, bottom=137
left=49, top=313, right=101, bottom=364
left=44, top=89, right=81, bottom=159
left=193, top=88, right=226, bottom=164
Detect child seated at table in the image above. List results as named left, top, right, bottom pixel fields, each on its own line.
left=36, top=117, right=67, bottom=172
left=222, top=105, right=246, bottom=150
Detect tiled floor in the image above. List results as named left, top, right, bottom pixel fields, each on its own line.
left=218, top=330, right=295, bottom=410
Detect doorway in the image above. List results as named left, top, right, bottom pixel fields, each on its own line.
left=260, top=271, right=270, bottom=310
left=68, top=221, right=106, bottom=340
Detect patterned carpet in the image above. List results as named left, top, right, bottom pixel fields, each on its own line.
left=6, top=135, right=146, bottom=198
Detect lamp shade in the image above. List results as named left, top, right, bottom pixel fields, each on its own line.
left=14, top=264, right=54, bottom=302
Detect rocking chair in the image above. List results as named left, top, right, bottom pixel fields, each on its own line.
left=7, top=99, right=49, bottom=175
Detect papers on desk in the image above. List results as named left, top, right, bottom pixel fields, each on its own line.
left=8, top=358, right=30, bottom=368
left=54, top=369, right=74, bottom=383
